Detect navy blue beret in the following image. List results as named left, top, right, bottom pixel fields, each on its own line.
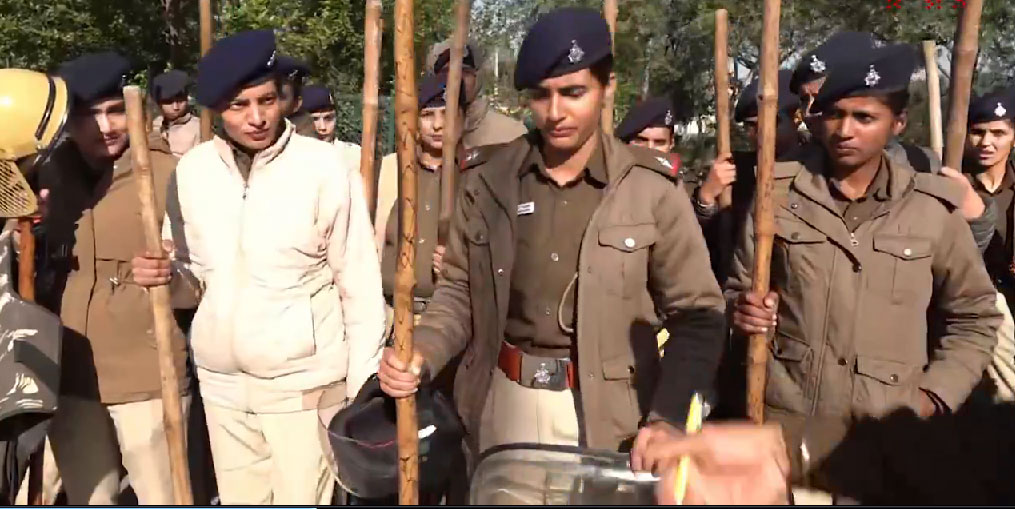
left=196, top=29, right=277, bottom=108
left=276, top=55, right=310, bottom=82
left=514, top=7, right=612, bottom=90
left=735, top=69, right=801, bottom=122
left=418, top=72, right=466, bottom=110
left=301, top=84, right=334, bottom=112
left=812, top=43, right=917, bottom=114
left=968, top=86, right=1015, bottom=125
left=433, top=45, right=477, bottom=73
left=57, top=51, right=131, bottom=105
left=615, top=97, right=675, bottom=142
left=790, top=32, right=884, bottom=95
left=150, top=70, right=190, bottom=102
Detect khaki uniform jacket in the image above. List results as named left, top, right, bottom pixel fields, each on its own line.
left=39, top=136, right=191, bottom=404
left=413, top=132, right=726, bottom=454
left=725, top=147, right=1001, bottom=476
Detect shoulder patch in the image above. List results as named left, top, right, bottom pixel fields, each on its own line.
left=626, top=144, right=680, bottom=181
left=912, top=173, right=963, bottom=209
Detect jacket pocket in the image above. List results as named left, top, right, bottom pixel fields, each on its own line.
left=765, top=333, right=812, bottom=414
left=597, top=224, right=658, bottom=297
left=852, top=355, right=923, bottom=418
left=601, top=357, right=641, bottom=436
left=872, top=234, right=933, bottom=304
left=233, top=293, right=317, bottom=377
left=773, top=217, right=826, bottom=294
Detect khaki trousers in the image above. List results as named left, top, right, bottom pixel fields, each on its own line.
left=47, top=395, right=190, bottom=505
left=987, top=291, right=1015, bottom=402
left=203, top=403, right=334, bottom=505
left=477, top=368, right=581, bottom=505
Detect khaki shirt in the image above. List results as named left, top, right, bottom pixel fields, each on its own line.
left=154, top=113, right=201, bottom=157
left=828, top=157, right=890, bottom=232
left=39, top=137, right=192, bottom=403
left=505, top=142, right=606, bottom=356
left=726, top=148, right=1001, bottom=484
left=381, top=160, right=442, bottom=302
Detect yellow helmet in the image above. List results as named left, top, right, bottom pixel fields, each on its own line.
left=0, top=69, right=70, bottom=217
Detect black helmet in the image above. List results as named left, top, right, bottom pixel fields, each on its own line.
left=324, top=375, right=464, bottom=499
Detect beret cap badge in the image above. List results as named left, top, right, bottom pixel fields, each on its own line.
left=568, top=40, right=584, bottom=65
left=267, top=50, right=276, bottom=68
left=664, top=109, right=673, bottom=126
left=996, top=102, right=1008, bottom=118
left=864, top=65, right=881, bottom=87
left=809, top=55, right=826, bottom=74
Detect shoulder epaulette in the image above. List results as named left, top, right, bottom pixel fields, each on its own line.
left=912, top=172, right=963, bottom=210
left=459, top=136, right=530, bottom=172
left=626, top=144, right=680, bottom=181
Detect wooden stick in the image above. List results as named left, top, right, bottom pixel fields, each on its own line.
left=439, top=0, right=470, bottom=246
left=944, top=0, right=984, bottom=170
left=199, top=0, right=213, bottom=142
left=747, top=0, right=781, bottom=425
left=123, top=86, right=194, bottom=505
left=714, top=9, right=733, bottom=209
left=393, top=0, right=419, bottom=504
left=18, top=219, right=44, bottom=506
left=360, top=0, right=383, bottom=219
left=923, top=41, right=944, bottom=160
left=601, top=0, right=618, bottom=134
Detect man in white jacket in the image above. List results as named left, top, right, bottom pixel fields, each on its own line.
left=130, top=29, right=385, bottom=504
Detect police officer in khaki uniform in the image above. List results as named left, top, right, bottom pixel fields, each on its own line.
left=729, top=43, right=1001, bottom=499
left=964, top=86, right=1015, bottom=402
left=150, top=69, right=201, bottom=157
left=39, top=51, right=194, bottom=505
left=615, top=96, right=684, bottom=179
left=790, top=32, right=996, bottom=252
left=426, top=37, right=527, bottom=149
left=301, top=84, right=360, bottom=169
left=380, top=72, right=465, bottom=324
left=378, top=7, right=725, bottom=460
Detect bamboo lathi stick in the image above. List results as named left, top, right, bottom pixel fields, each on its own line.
left=714, top=9, right=733, bottom=209
left=199, top=0, right=213, bottom=141
left=746, top=0, right=782, bottom=425
left=439, top=0, right=471, bottom=245
left=943, top=0, right=984, bottom=170
left=123, top=86, right=194, bottom=504
left=601, top=0, right=618, bottom=134
left=923, top=41, right=944, bottom=160
left=360, top=0, right=383, bottom=217
left=393, top=0, right=420, bottom=503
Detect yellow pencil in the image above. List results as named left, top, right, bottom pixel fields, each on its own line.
left=672, top=392, right=705, bottom=505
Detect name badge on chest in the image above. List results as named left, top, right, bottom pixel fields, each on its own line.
left=517, top=202, right=535, bottom=216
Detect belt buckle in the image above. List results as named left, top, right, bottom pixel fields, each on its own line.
left=530, top=359, right=568, bottom=391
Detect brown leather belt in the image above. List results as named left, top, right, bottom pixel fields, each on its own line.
left=497, top=341, right=575, bottom=391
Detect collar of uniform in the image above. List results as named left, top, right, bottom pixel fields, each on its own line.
left=971, top=161, right=1015, bottom=194
left=828, top=156, right=891, bottom=202
left=165, top=112, right=194, bottom=128
left=521, top=132, right=607, bottom=186
left=213, top=119, right=294, bottom=174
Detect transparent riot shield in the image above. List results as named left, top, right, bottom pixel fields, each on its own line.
left=469, top=443, right=659, bottom=505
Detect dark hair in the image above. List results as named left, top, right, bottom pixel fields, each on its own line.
left=589, top=55, right=614, bottom=87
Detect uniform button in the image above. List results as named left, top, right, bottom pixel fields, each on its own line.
left=497, top=268, right=504, bottom=276
left=851, top=216, right=858, bottom=222
left=563, top=200, right=568, bottom=206
left=790, top=203, right=799, bottom=210
left=838, top=357, right=847, bottom=366
left=425, top=203, right=431, bottom=211
left=853, top=264, right=862, bottom=273
left=544, top=307, right=551, bottom=316
left=624, top=238, right=636, bottom=248
left=889, top=374, right=899, bottom=383
left=419, top=238, right=426, bottom=244
left=587, top=372, right=594, bottom=379
left=791, top=232, right=800, bottom=240
left=903, top=248, right=912, bottom=257
left=551, top=252, right=559, bottom=262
